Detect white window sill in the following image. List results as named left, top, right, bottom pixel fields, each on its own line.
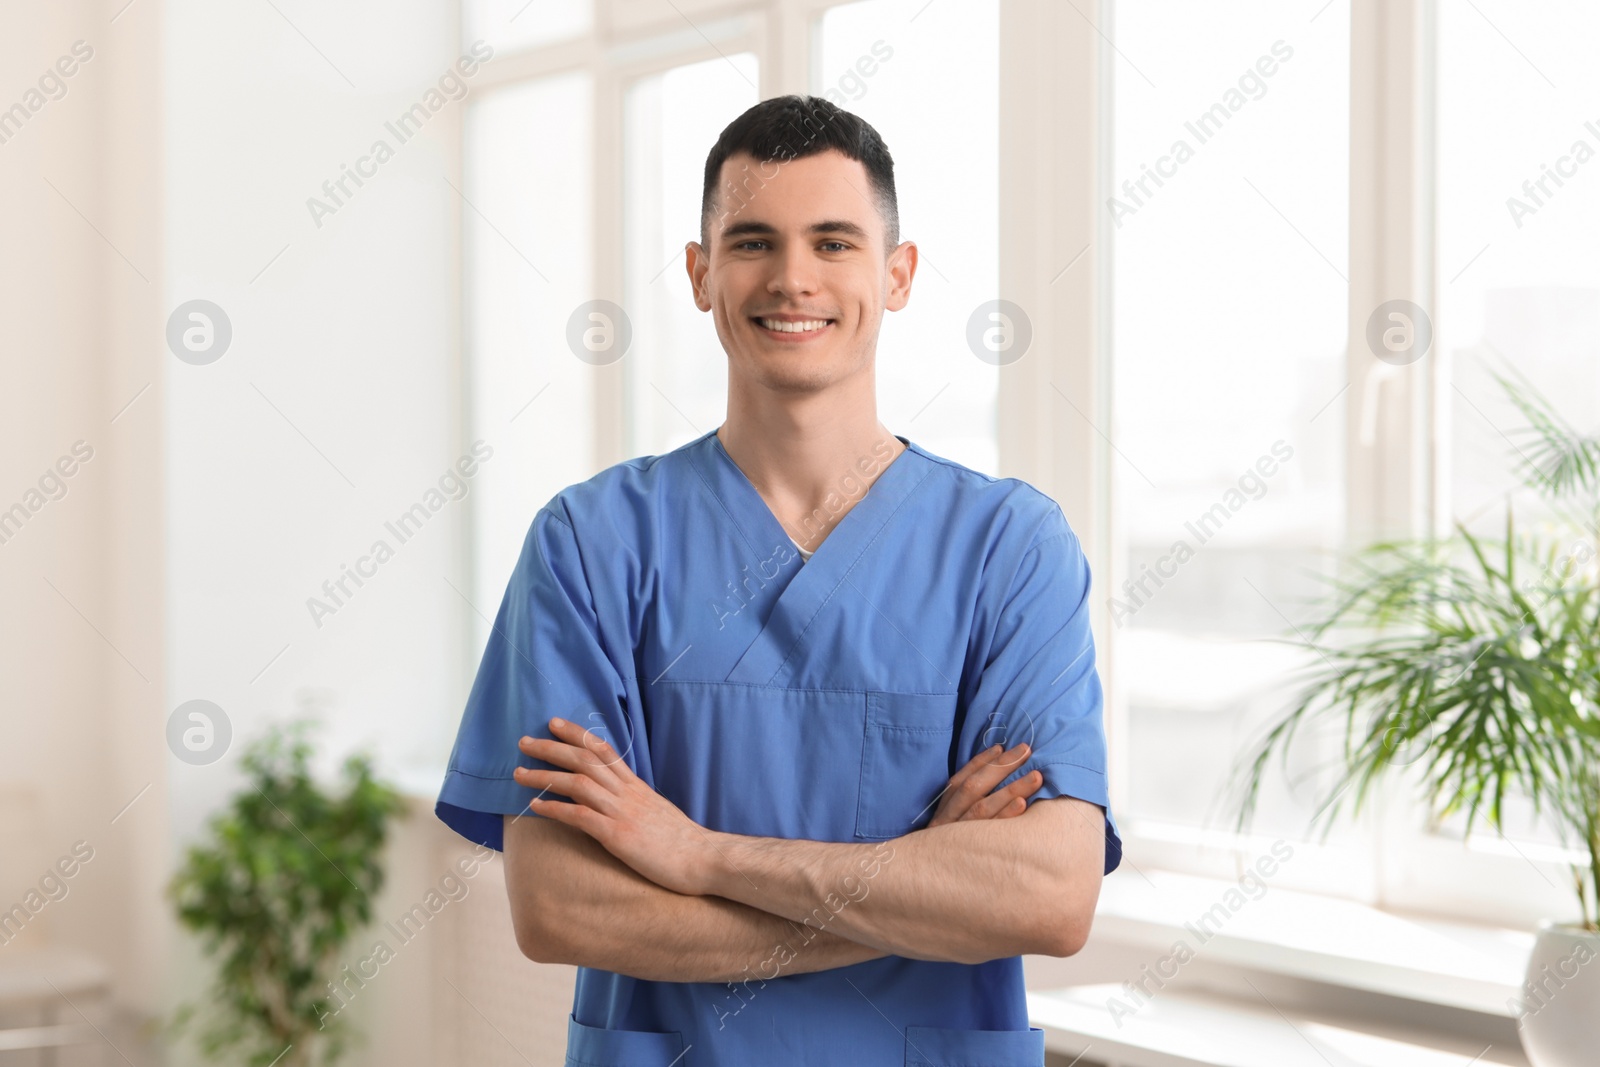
left=1089, top=867, right=1531, bottom=1017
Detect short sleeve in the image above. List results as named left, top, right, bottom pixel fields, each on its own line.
left=959, top=505, right=1122, bottom=876
left=435, top=506, right=638, bottom=852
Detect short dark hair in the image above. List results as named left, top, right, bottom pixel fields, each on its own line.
left=700, top=94, right=899, bottom=252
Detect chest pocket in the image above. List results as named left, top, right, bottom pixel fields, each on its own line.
left=855, top=691, right=959, bottom=840
left=648, top=681, right=869, bottom=842
left=905, top=1024, right=1045, bottom=1066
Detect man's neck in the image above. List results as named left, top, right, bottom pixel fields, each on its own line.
left=716, top=413, right=906, bottom=554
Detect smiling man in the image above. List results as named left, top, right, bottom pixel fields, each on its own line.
left=436, top=95, right=1121, bottom=1067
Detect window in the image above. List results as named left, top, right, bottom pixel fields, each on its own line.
left=1107, top=0, right=1363, bottom=894
left=463, top=73, right=595, bottom=650
left=1103, top=0, right=1594, bottom=926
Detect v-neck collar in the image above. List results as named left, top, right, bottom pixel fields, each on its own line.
left=689, top=427, right=934, bottom=686
left=708, top=428, right=916, bottom=560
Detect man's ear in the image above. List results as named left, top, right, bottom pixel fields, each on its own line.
left=884, top=240, right=918, bottom=312
left=685, top=241, right=712, bottom=311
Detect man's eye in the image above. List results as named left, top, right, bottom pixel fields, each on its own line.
left=820, top=241, right=849, bottom=252
left=736, top=240, right=768, bottom=251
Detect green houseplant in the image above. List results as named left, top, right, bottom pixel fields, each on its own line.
left=168, top=720, right=406, bottom=1067
left=1228, top=368, right=1600, bottom=1067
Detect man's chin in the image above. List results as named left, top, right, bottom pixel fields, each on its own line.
left=756, top=367, right=835, bottom=395
left=723, top=355, right=830, bottom=392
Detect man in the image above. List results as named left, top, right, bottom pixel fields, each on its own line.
left=437, top=94, right=1121, bottom=1067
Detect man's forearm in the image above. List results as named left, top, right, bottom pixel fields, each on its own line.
left=699, top=798, right=1098, bottom=965
left=504, top=814, right=887, bottom=983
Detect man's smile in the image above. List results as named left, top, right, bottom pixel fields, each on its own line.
left=751, top=314, right=836, bottom=341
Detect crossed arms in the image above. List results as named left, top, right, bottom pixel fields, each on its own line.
left=502, top=717, right=1107, bottom=983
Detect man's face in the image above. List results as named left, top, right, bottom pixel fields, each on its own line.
left=687, top=148, right=916, bottom=394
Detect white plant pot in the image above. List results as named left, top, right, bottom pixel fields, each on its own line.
left=1517, top=919, right=1600, bottom=1067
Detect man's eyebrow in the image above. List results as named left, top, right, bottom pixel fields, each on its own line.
left=807, top=219, right=870, bottom=239
left=718, top=219, right=871, bottom=242
left=718, top=220, right=775, bottom=241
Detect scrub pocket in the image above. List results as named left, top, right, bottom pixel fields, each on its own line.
left=564, top=1013, right=687, bottom=1067
left=904, top=1025, right=1046, bottom=1066
left=855, top=691, right=957, bottom=840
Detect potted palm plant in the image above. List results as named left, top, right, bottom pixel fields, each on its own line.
left=1229, top=368, right=1600, bottom=1067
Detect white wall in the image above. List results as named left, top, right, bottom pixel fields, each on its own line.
left=162, top=0, right=473, bottom=834
left=5, top=0, right=506, bottom=1060
left=161, top=0, right=487, bottom=1060
left=0, top=0, right=168, bottom=1026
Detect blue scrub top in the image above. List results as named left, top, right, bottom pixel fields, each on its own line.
left=437, top=427, right=1122, bottom=1067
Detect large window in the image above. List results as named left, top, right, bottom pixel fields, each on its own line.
left=1104, top=0, right=1595, bottom=924
left=1108, top=0, right=1360, bottom=890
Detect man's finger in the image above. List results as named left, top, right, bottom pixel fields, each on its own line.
left=950, top=742, right=1029, bottom=795
left=945, top=744, right=1006, bottom=794
left=518, top=736, right=605, bottom=775
left=513, top=766, right=612, bottom=811
left=571, top=715, right=638, bottom=773
left=948, top=743, right=1030, bottom=804
left=958, top=769, right=1042, bottom=822
left=527, top=796, right=605, bottom=838
left=526, top=720, right=626, bottom=779
left=928, top=743, right=1032, bottom=826
left=549, top=717, right=636, bottom=777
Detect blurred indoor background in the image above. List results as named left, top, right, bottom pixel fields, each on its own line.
left=2, top=0, right=1595, bottom=1064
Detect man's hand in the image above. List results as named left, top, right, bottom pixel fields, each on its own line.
left=514, top=722, right=1045, bottom=896
left=514, top=717, right=715, bottom=896
left=926, top=742, right=1042, bottom=827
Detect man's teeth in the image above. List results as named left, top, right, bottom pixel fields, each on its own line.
left=758, top=318, right=829, bottom=333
